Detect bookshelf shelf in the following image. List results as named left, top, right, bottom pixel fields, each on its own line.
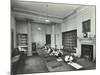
left=17, top=33, right=28, bottom=46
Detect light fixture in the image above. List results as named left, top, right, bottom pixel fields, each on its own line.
left=37, top=27, right=41, bottom=31
left=45, top=19, right=50, bottom=22
left=45, top=4, right=50, bottom=23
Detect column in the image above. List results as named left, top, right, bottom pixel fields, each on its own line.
left=27, top=19, right=32, bottom=56
left=51, top=24, right=55, bottom=48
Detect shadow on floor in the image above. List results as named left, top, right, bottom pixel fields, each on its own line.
left=15, top=54, right=48, bottom=74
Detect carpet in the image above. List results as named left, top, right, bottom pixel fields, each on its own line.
left=16, top=55, right=48, bottom=74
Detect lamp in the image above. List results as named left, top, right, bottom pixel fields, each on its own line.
left=45, top=19, right=50, bottom=22
left=45, top=4, right=50, bottom=23
left=37, top=27, right=41, bottom=31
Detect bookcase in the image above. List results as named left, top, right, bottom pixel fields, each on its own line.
left=17, top=33, right=28, bottom=46
left=62, top=30, right=77, bottom=49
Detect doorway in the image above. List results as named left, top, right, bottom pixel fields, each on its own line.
left=46, top=34, right=51, bottom=45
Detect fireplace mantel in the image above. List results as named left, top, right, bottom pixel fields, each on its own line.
left=78, top=37, right=96, bottom=62
left=78, top=37, right=96, bottom=45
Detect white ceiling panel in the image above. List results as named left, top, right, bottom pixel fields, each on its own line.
left=11, top=0, right=85, bottom=23
left=12, top=0, right=82, bottom=18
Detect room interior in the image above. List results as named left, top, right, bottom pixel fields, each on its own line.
left=11, top=0, right=96, bottom=74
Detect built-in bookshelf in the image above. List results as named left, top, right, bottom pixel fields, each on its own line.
left=17, top=33, right=28, bottom=46
left=62, top=30, right=77, bottom=49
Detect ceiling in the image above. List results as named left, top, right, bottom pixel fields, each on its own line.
left=11, top=0, right=83, bottom=23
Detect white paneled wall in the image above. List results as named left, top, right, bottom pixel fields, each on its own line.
left=61, top=6, right=96, bottom=60
left=16, top=20, right=28, bottom=34
left=76, top=6, right=96, bottom=59
left=31, top=23, right=47, bottom=47
left=61, top=13, right=77, bottom=32
left=16, top=21, right=53, bottom=47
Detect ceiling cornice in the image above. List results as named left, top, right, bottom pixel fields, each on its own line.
left=63, top=6, right=82, bottom=20
left=12, top=7, right=63, bottom=20
left=12, top=6, right=82, bottom=23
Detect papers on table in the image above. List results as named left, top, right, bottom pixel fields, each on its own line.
left=57, top=58, right=63, bottom=61
left=68, top=62, right=83, bottom=69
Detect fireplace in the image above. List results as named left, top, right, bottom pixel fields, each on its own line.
left=81, top=44, right=93, bottom=61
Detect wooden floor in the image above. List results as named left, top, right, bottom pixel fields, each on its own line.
left=15, top=54, right=48, bottom=74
